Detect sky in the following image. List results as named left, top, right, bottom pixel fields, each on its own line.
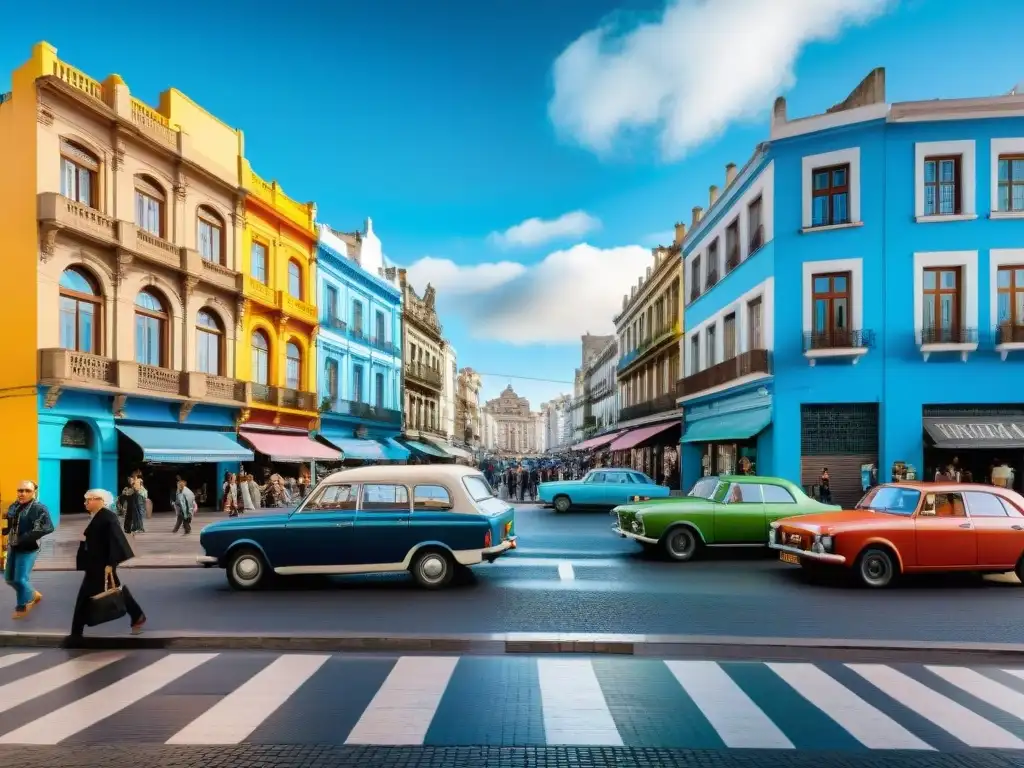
left=3, top=0, right=1023, bottom=410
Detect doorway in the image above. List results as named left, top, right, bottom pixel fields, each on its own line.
left=59, top=460, right=90, bottom=518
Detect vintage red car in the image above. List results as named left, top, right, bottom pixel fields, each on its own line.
left=768, top=482, right=1024, bottom=588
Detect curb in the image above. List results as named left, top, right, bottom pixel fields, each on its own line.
left=3, top=631, right=1024, bottom=661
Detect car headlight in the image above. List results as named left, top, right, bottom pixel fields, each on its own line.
left=768, top=528, right=776, bottom=544
left=811, top=533, right=834, bottom=553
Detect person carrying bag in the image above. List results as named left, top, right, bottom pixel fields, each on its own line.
left=70, top=489, right=146, bottom=639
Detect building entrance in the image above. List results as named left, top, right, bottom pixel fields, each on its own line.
left=59, top=459, right=90, bottom=518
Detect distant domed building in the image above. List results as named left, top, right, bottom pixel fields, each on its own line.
left=484, top=385, right=541, bottom=454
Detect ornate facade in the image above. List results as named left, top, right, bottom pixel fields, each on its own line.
left=399, top=271, right=445, bottom=438
left=484, top=385, right=540, bottom=454
left=456, top=367, right=483, bottom=447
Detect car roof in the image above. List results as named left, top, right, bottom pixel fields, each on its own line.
left=710, top=475, right=794, bottom=486
left=321, top=464, right=484, bottom=485
left=877, top=481, right=1024, bottom=501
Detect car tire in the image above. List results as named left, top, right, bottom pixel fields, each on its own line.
left=856, top=547, right=897, bottom=588
left=226, top=547, right=267, bottom=591
left=553, top=495, right=571, bottom=513
left=1015, top=555, right=1024, bottom=584
left=663, top=526, right=699, bottom=562
left=411, top=548, right=455, bottom=589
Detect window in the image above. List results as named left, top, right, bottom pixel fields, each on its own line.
left=59, top=267, right=100, bottom=354
left=811, top=272, right=850, bottom=346
left=963, top=491, right=1009, bottom=517
left=760, top=484, right=796, bottom=503
left=926, top=492, right=966, bottom=518
left=922, top=267, right=961, bottom=342
left=325, top=359, right=339, bottom=400
left=352, top=300, right=363, bottom=332
left=723, top=313, right=737, bottom=359
left=195, top=310, right=222, bottom=375
left=374, top=372, right=385, bottom=407
left=134, top=176, right=165, bottom=237
left=251, top=242, right=268, bottom=283
left=811, top=165, right=850, bottom=227
left=463, top=475, right=498, bottom=504
left=324, top=285, right=338, bottom=323
left=998, top=156, right=1024, bottom=212
left=361, top=484, right=409, bottom=511
left=197, top=207, right=224, bottom=264
left=134, top=289, right=167, bottom=367
left=857, top=486, right=920, bottom=515
left=413, top=485, right=452, bottom=510
left=59, top=139, right=97, bottom=207
left=725, top=219, right=740, bottom=270
left=375, top=310, right=386, bottom=342
left=690, top=256, right=701, bottom=300
left=707, top=240, right=719, bottom=283
left=352, top=363, right=364, bottom=402
left=725, top=483, right=762, bottom=503
left=306, top=484, right=357, bottom=511
left=251, top=329, right=269, bottom=385
left=923, top=156, right=962, bottom=216
left=585, top=472, right=606, bottom=483
left=285, top=342, right=301, bottom=389
left=748, top=196, right=763, bottom=250
left=288, top=260, right=301, bottom=298
left=706, top=324, right=717, bottom=367
left=748, top=297, right=763, bottom=349
left=997, top=266, right=1024, bottom=340
left=687, top=477, right=719, bottom=499
left=689, top=334, right=700, bottom=374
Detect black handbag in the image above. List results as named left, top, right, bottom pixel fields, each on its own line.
left=85, top=571, right=128, bottom=627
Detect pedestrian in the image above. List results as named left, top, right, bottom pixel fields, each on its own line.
left=71, top=488, right=146, bottom=638
left=119, top=475, right=147, bottom=536
left=819, top=468, right=832, bottom=504
left=222, top=472, right=239, bottom=516
left=5, top=481, right=53, bottom=620
left=172, top=478, right=195, bottom=535
left=238, top=472, right=257, bottom=514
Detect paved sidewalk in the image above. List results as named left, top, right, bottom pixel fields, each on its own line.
left=33, top=510, right=279, bottom=570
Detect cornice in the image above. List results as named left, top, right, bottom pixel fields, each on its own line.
left=317, top=242, right=401, bottom=302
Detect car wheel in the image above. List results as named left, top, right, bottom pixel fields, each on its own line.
left=1015, top=555, right=1024, bottom=584
left=553, top=495, right=571, bottom=513
left=663, top=526, right=699, bottom=562
left=411, top=548, right=455, bottom=589
left=856, top=547, right=897, bottom=588
left=226, top=547, right=267, bottom=591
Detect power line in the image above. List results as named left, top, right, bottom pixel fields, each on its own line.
left=472, top=371, right=575, bottom=385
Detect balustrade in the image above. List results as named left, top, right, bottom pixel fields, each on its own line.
left=675, top=349, right=771, bottom=398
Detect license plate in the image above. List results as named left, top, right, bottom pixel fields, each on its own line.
left=779, top=552, right=800, bottom=565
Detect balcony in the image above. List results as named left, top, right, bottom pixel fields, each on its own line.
left=38, top=193, right=117, bottom=251
left=918, top=326, right=979, bottom=363
left=725, top=247, right=741, bottom=273
left=249, top=382, right=317, bottom=411
left=324, top=398, right=402, bottom=427
left=320, top=316, right=348, bottom=336
left=405, top=362, right=443, bottom=391
left=802, top=329, right=874, bottom=366
left=422, top=424, right=448, bottom=438
left=279, top=291, right=317, bottom=326
left=619, top=393, right=678, bottom=422
left=369, top=336, right=400, bottom=356
left=617, top=322, right=681, bottom=375
left=38, top=349, right=249, bottom=412
left=675, top=349, right=772, bottom=399
left=243, top=276, right=278, bottom=309
left=996, top=323, right=1024, bottom=360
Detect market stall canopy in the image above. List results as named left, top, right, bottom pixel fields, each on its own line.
left=680, top=408, right=771, bottom=444
left=238, top=429, right=341, bottom=462
left=402, top=439, right=452, bottom=459
left=115, top=425, right=253, bottom=464
left=420, top=435, right=472, bottom=459
left=609, top=421, right=679, bottom=451
left=318, top=436, right=411, bottom=461
left=923, top=416, right=1024, bottom=450
left=572, top=431, right=624, bottom=451
left=378, top=438, right=411, bottom=460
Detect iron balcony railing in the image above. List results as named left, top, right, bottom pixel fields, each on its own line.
left=803, top=328, right=876, bottom=352
left=320, top=316, right=348, bottom=333
left=325, top=398, right=402, bottom=426
left=619, top=393, right=677, bottom=422
left=405, top=362, right=443, bottom=389
left=675, top=349, right=771, bottom=398
left=369, top=335, right=399, bottom=356
left=918, top=326, right=978, bottom=345
left=995, top=323, right=1024, bottom=345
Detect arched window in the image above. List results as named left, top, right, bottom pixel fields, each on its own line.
left=197, top=206, right=225, bottom=265
left=196, top=310, right=223, bottom=375
left=134, top=175, right=165, bottom=237
left=60, top=139, right=98, bottom=207
left=288, top=260, right=302, bottom=298
left=285, top=341, right=301, bottom=389
left=134, top=289, right=168, bottom=367
left=251, top=329, right=270, bottom=385
left=59, top=267, right=100, bottom=354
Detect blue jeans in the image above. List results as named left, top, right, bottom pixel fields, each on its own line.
left=5, top=550, right=39, bottom=608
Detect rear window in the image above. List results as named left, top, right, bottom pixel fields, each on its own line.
left=462, top=475, right=507, bottom=515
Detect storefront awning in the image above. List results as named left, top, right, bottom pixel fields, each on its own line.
left=609, top=421, right=680, bottom=451
left=239, top=429, right=341, bottom=462
left=322, top=437, right=391, bottom=461
left=572, top=431, right=624, bottom=451
left=680, top=407, right=771, bottom=444
left=378, top=438, right=411, bottom=460
left=402, top=439, right=452, bottom=459
left=923, top=416, right=1024, bottom=449
left=421, top=435, right=473, bottom=459
left=116, top=425, right=253, bottom=464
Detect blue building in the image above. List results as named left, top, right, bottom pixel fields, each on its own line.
left=678, top=68, right=1024, bottom=506
left=314, top=221, right=408, bottom=462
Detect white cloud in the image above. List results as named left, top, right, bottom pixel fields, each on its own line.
left=406, top=243, right=650, bottom=345
left=406, top=256, right=526, bottom=296
left=489, top=210, right=601, bottom=248
left=549, top=0, right=895, bottom=160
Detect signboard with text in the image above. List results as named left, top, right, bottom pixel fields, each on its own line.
left=923, top=417, right=1024, bottom=449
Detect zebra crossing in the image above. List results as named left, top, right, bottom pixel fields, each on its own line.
left=0, top=649, right=1023, bottom=749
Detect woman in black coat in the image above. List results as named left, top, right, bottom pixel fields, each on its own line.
left=70, top=489, right=146, bottom=638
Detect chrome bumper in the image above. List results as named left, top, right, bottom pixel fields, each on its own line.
left=196, top=555, right=218, bottom=565
left=768, top=542, right=846, bottom=564
left=612, top=525, right=658, bottom=545
left=483, top=536, right=517, bottom=556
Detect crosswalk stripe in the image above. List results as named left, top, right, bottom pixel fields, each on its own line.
left=0, top=653, right=39, bottom=671
left=1003, top=669, right=1024, bottom=682
left=926, top=665, right=1024, bottom=722
left=847, top=664, right=1024, bottom=749
left=666, top=660, right=793, bottom=749
left=557, top=563, right=575, bottom=580
left=166, top=654, right=330, bottom=744
left=345, top=656, right=458, bottom=745
left=0, top=653, right=217, bottom=745
left=538, top=658, right=623, bottom=746
left=767, top=662, right=933, bottom=750
left=0, top=652, right=125, bottom=715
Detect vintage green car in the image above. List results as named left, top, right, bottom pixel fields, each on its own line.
left=611, top=475, right=841, bottom=561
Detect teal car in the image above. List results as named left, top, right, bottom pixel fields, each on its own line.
left=538, top=468, right=671, bottom=513
left=197, top=464, right=517, bottom=590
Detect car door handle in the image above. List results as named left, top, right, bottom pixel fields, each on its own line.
left=958, top=523, right=972, bottom=529
left=1012, top=525, right=1023, bottom=531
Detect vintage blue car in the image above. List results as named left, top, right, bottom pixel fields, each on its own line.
left=537, top=468, right=671, bottom=512
left=197, top=464, right=517, bottom=590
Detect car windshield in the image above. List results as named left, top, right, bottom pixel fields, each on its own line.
left=687, top=477, right=719, bottom=499
left=855, top=486, right=921, bottom=516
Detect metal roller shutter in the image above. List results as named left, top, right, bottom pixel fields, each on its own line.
left=800, top=404, right=879, bottom=508
left=801, top=454, right=875, bottom=508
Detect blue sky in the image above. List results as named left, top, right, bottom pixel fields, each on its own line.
left=3, top=0, right=1022, bottom=409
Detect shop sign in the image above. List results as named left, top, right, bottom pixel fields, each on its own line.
left=931, top=421, right=1024, bottom=441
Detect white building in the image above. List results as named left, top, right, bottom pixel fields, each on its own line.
left=542, top=395, right=573, bottom=452
left=584, top=338, right=619, bottom=434
left=442, top=343, right=458, bottom=442
left=484, top=385, right=541, bottom=454
left=481, top=411, right=498, bottom=451
left=533, top=411, right=548, bottom=453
